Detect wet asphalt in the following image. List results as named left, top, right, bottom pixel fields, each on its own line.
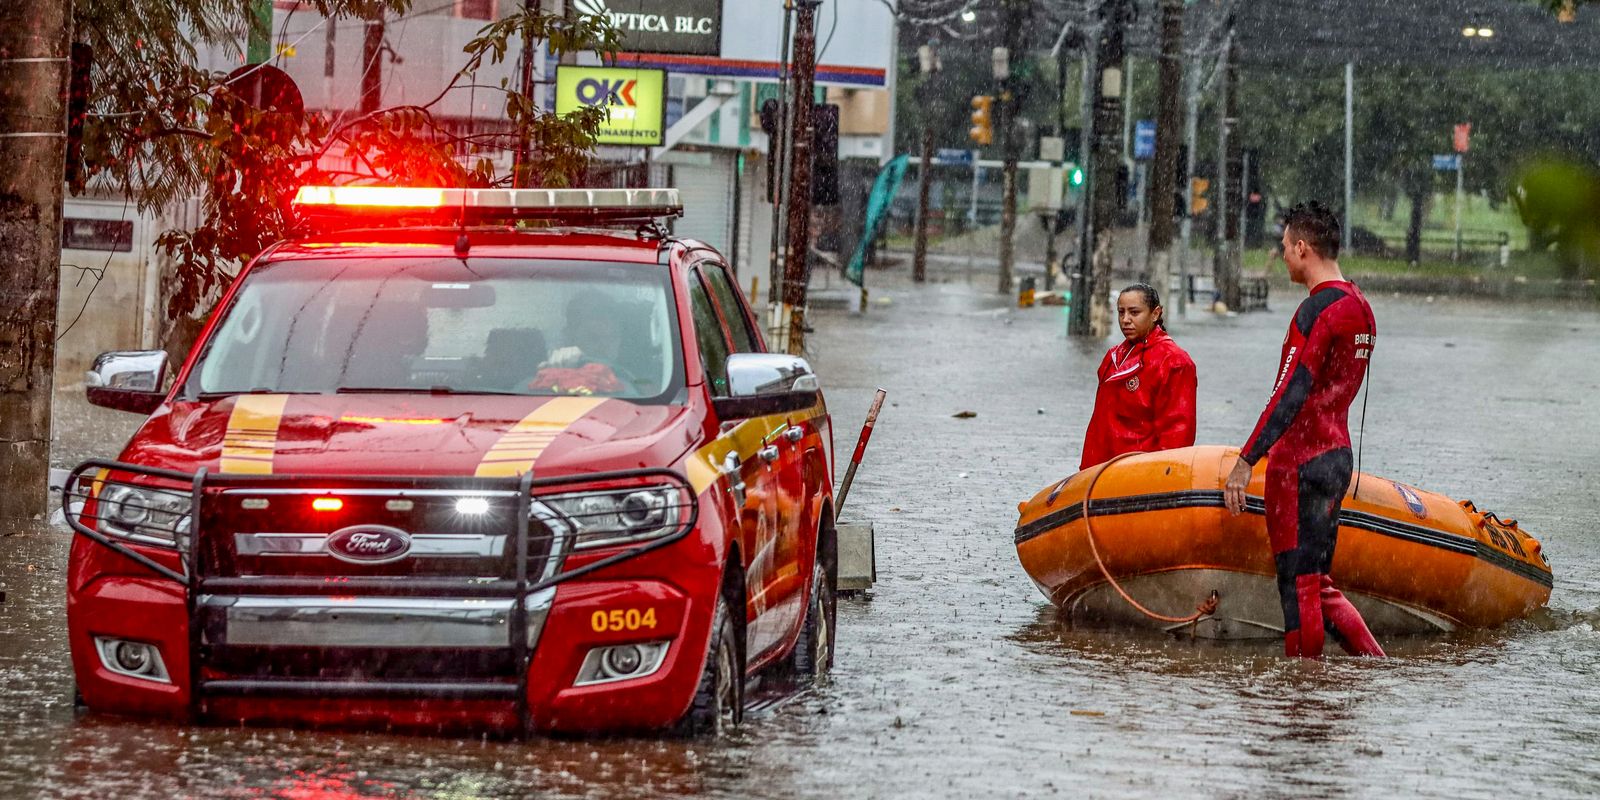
left=3, top=261, right=1599, bottom=798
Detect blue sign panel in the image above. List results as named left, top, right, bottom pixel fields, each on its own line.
left=936, top=148, right=974, bottom=166
left=1134, top=119, right=1157, bottom=161
left=1432, top=154, right=1461, bottom=171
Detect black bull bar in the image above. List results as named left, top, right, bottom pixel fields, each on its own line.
left=60, top=460, right=699, bottom=709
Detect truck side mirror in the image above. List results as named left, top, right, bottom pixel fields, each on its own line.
left=85, top=350, right=170, bottom=414
left=712, top=353, right=820, bottom=421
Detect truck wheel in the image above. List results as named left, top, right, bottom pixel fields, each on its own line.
left=791, top=557, right=835, bottom=679
left=675, top=593, right=743, bottom=736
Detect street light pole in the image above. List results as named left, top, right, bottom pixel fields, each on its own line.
left=1344, top=61, right=1354, bottom=255
left=1147, top=0, right=1185, bottom=311
left=913, top=42, right=939, bottom=283
left=1070, top=49, right=1093, bottom=335
left=996, top=0, right=1025, bottom=296
left=1178, top=51, right=1200, bottom=316
left=1082, top=0, right=1131, bottom=338
left=1453, top=153, right=1465, bottom=262
left=1212, top=22, right=1240, bottom=312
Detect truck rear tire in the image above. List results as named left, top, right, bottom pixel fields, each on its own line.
left=791, top=557, right=835, bottom=678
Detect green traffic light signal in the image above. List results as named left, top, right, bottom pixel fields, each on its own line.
left=1070, top=167, right=1084, bottom=187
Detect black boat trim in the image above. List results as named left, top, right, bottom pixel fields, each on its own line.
left=1013, top=488, right=1552, bottom=589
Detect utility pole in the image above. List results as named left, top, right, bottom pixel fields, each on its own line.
left=361, top=11, right=386, bottom=115
left=0, top=0, right=72, bottom=519
left=514, top=0, right=543, bottom=188
left=1343, top=62, right=1354, bottom=255
left=1081, top=0, right=1131, bottom=338
left=782, top=0, right=821, bottom=355
left=912, top=42, right=939, bottom=283
left=1042, top=47, right=1069, bottom=293
left=1178, top=51, right=1201, bottom=315
left=1070, top=49, right=1093, bottom=335
left=1146, top=0, right=1184, bottom=308
left=1212, top=22, right=1240, bottom=312
left=1222, top=28, right=1242, bottom=311
left=996, top=0, right=1025, bottom=295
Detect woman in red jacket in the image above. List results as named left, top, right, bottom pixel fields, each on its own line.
left=1079, top=283, right=1198, bottom=470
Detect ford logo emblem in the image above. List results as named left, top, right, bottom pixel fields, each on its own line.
left=326, top=525, right=413, bottom=564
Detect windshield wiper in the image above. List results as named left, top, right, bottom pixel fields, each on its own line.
left=195, top=389, right=320, bottom=399
left=335, top=386, right=527, bottom=396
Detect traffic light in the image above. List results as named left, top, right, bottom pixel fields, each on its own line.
left=1190, top=177, right=1211, bottom=216
left=813, top=104, right=840, bottom=206
left=969, top=95, right=994, bottom=146
left=1069, top=166, right=1084, bottom=187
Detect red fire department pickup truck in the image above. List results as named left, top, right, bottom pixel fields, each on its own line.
left=62, top=187, right=836, bottom=736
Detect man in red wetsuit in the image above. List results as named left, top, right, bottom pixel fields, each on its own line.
left=1223, top=202, right=1385, bottom=659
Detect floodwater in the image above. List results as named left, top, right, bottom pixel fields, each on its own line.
left=4, top=265, right=1600, bottom=798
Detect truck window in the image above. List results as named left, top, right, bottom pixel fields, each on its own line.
left=688, top=276, right=732, bottom=397
left=697, top=262, right=761, bottom=353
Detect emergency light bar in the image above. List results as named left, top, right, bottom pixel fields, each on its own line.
left=291, top=186, right=683, bottom=224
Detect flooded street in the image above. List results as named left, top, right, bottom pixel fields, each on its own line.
left=5, top=268, right=1600, bottom=798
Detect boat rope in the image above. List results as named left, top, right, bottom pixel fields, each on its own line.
left=1081, top=453, right=1220, bottom=626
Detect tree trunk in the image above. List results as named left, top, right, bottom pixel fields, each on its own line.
left=0, top=0, right=72, bottom=519
left=1145, top=0, right=1184, bottom=306
left=361, top=14, right=385, bottom=115
left=781, top=1, right=818, bottom=354
left=1405, top=184, right=1429, bottom=266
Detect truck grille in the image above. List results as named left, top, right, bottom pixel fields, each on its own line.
left=198, top=488, right=554, bottom=580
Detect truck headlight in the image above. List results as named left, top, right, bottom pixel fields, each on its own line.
left=543, top=485, right=687, bottom=550
left=97, top=483, right=191, bottom=549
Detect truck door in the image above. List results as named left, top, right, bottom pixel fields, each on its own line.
left=688, top=268, right=781, bottom=656
left=695, top=261, right=805, bottom=656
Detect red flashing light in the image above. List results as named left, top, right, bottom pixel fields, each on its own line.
left=311, top=497, right=344, bottom=512
left=293, top=186, right=445, bottom=208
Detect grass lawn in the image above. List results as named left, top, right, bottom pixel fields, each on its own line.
left=1351, top=192, right=1527, bottom=250
left=1243, top=248, right=1568, bottom=280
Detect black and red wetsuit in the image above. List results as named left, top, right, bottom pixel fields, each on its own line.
left=1239, top=280, right=1384, bottom=658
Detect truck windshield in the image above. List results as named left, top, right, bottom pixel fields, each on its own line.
left=192, top=257, right=683, bottom=401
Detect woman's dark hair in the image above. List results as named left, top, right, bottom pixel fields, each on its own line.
left=1119, top=283, right=1165, bottom=329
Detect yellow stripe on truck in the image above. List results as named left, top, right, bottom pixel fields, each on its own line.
left=220, top=394, right=289, bottom=474
left=685, top=407, right=826, bottom=495
left=475, top=397, right=607, bottom=477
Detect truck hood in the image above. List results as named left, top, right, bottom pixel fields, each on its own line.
left=119, top=393, right=700, bottom=479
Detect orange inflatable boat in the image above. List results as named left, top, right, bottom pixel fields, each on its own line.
left=1014, top=446, right=1552, bottom=638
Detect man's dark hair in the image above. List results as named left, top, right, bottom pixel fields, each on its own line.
left=1281, top=201, right=1341, bottom=259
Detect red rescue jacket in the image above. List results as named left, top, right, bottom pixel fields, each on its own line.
left=1080, top=327, right=1198, bottom=470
